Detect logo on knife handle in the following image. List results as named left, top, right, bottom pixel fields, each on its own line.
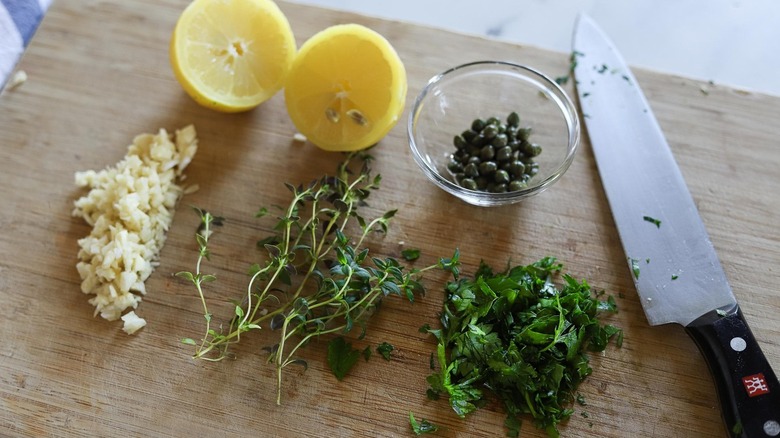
left=742, top=373, right=770, bottom=397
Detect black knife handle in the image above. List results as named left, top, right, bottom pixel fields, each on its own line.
left=685, top=304, right=780, bottom=437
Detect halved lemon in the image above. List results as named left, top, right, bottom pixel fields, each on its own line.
left=284, top=24, right=407, bottom=151
left=170, top=0, right=296, bottom=112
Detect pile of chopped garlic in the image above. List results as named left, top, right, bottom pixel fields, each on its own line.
left=72, top=125, right=198, bottom=334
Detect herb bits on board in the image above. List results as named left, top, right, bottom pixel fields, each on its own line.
left=448, top=112, right=542, bottom=193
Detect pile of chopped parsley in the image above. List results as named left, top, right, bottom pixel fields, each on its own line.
left=423, top=257, right=622, bottom=437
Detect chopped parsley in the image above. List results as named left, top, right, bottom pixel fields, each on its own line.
left=401, top=248, right=421, bottom=261
left=423, top=257, right=622, bottom=437
left=629, top=257, right=641, bottom=279
left=409, top=412, right=439, bottom=435
left=376, top=342, right=395, bottom=360
left=643, top=215, right=662, bottom=228
left=327, top=337, right=361, bottom=381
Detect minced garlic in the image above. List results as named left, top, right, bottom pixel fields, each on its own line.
left=72, top=125, right=198, bottom=333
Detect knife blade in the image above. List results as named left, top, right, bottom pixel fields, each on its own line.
left=572, top=13, right=780, bottom=437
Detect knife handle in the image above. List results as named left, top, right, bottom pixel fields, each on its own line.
left=685, top=304, right=780, bottom=437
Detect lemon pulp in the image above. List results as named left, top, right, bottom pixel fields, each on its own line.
left=284, top=24, right=407, bottom=151
left=170, top=0, right=296, bottom=112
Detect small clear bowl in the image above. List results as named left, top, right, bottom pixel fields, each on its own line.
left=408, top=61, right=580, bottom=206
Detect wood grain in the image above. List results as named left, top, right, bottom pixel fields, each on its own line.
left=1, top=1, right=778, bottom=436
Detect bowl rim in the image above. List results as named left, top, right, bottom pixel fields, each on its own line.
left=407, top=60, right=581, bottom=206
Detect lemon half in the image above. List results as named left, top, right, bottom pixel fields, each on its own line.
left=284, top=24, right=407, bottom=151
left=170, top=0, right=296, bottom=112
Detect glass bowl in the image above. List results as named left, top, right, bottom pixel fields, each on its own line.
left=408, top=61, right=580, bottom=206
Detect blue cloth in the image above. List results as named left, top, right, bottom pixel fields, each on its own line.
left=1, top=0, right=48, bottom=88
left=1, top=0, right=43, bottom=45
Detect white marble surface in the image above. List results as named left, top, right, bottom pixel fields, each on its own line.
left=289, top=0, right=780, bottom=97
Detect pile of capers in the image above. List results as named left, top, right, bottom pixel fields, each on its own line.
left=447, top=112, right=541, bottom=193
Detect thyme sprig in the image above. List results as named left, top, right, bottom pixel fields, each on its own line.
left=178, top=152, right=459, bottom=404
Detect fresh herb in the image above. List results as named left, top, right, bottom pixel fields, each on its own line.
left=716, top=309, right=728, bottom=317
left=362, top=345, right=372, bottom=361
left=423, top=257, right=622, bottom=437
left=402, top=248, right=421, bottom=261
left=555, top=50, right=583, bottom=85
left=409, top=412, right=439, bottom=435
left=671, top=274, right=679, bottom=280
left=629, top=257, right=640, bottom=279
left=643, top=215, right=661, bottom=228
left=597, top=64, right=608, bottom=74
left=505, top=416, right=522, bottom=438
left=328, top=336, right=361, bottom=381
left=177, top=153, right=460, bottom=404
left=376, top=342, right=395, bottom=360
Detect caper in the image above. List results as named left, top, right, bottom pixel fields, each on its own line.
left=494, top=169, right=510, bottom=184
left=478, top=161, right=498, bottom=175
left=509, top=160, right=526, bottom=177
left=508, top=180, right=527, bottom=191
left=482, top=125, right=498, bottom=139
left=462, top=129, right=478, bottom=143
left=480, top=145, right=495, bottom=161
left=461, top=178, right=478, bottom=190
left=449, top=111, right=543, bottom=195
left=490, top=183, right=508, bottom=193
left=470, top=133, right=486, bottom=146
left=464, top=162, right=480, bottom=178
left=496, top=146, right=513, bottom=162
left=517, top=128, right=532, bottom=141
left=453, top=135, right=467, bottom=150
left=491, top=133, right=508, bottom=148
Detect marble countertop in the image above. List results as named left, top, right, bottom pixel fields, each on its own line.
left=289, top=0, right=780, bottom=97
left=2, top=0, right=779, bottom=96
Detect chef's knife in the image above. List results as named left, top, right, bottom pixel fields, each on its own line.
left=572, top=14, right=780, bottom=437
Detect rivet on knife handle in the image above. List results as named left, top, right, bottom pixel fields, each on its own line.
left=685, top=305, right=780, bottom=437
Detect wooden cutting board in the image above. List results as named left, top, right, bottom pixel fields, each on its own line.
left=1, top=1, right=778, bottom=436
